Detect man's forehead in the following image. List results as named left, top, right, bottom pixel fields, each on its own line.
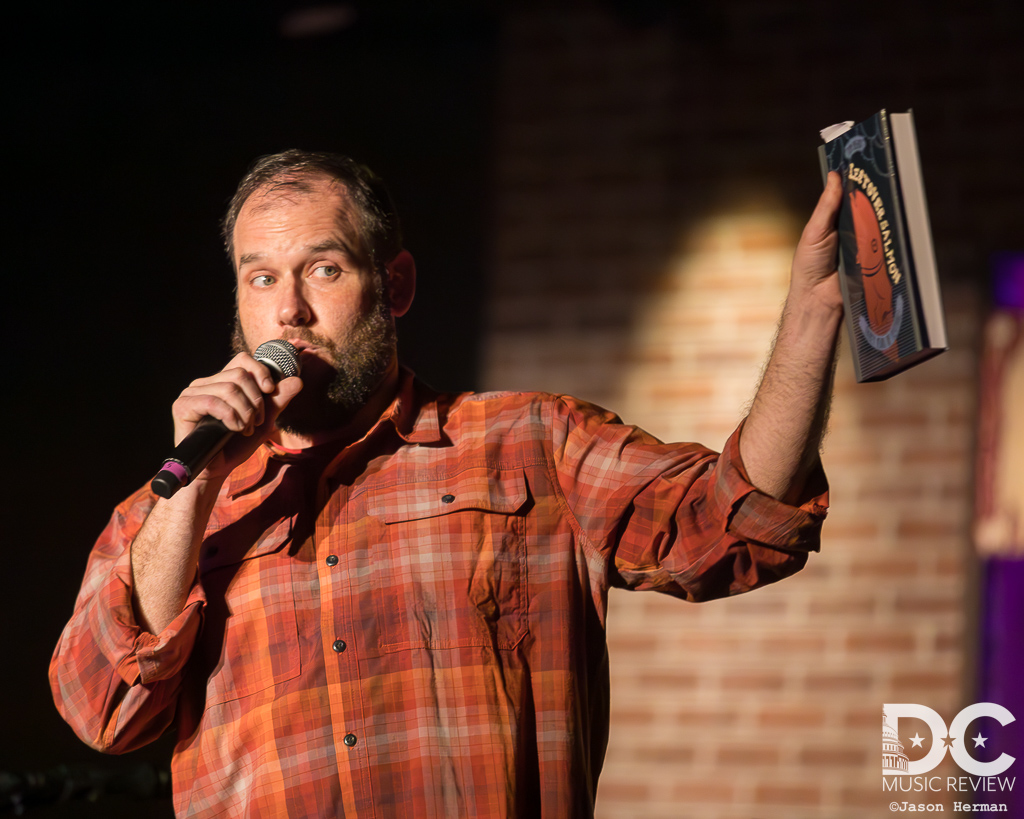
left=233, top=175, right=368, bottom=266
left=241, top=175, right=353, bottom=218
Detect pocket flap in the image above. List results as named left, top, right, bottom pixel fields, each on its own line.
left=367, top=468, right=527, bottom=523
left=199, top=515, right=294, bottom=573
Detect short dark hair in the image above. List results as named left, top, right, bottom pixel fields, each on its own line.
left=222, top=149, right=403, bottom=274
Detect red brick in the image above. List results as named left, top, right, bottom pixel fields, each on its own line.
left=673, top=708, right=738, bottom=728
left=596, top=780, right=650, bottom=802
left=808, top=595, right=877, bottom=616
left=668, top=780, right=735, bottom=803
left=608, top=707, right=656, bottom=727
left=635, top=670, right=700, bottom=690
left=668, top=633, right=745, bottom=654
left=845, top=707, right=885, bottom=728
left=849, top=557, right=920, bottom=578
left=757, top=705, right=827, bottom=729
left=643, top=595, right=689, bottom=618
left=720, top=671, right=785, bottom=691
left=846, top=631, right=916, bottom=653
left=935, top=631, right=962, bottom=652
left=901, top=446, right=969, bottom=465
left=693, top=346, right=763, bottom=366
left=754, top=783, right=822, bottom=806
left=890, top=671, right=960, bottom=693
left=859, top=407, right=931, bottom=428
left=714, top=595, right=787, bottom=615
left=894, top=594, right=962, bottom=614
left=820, top=444, right=887, bottom=465
left=841, top=784, right=889, bottom=808
left=716, top=744, right=779, bottom=766
left=804, top=672, right=874, bottom=692
left=798, top=746, right=868, bottom=766
left=634, top=744, right=696, bottom=763
left=896, top=519, right=963, bottom=539
left=647, top=383, right=716, bottom=401
left=936, top=555, right=966, bottom=575
left=858, top=482, right=928, bottom=501
left=606, top=634, right=659, bottom=654
left=763, top=633, right=828, bottom=653
left=819, top=519, right=882, bottom=539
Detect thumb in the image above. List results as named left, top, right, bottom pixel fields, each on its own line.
left=804, top=171, right=843, bottom=243
left=266, top=376, right=303, bottom=420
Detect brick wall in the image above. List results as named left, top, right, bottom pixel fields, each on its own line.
left=481, top=3, right=1013, bottom=816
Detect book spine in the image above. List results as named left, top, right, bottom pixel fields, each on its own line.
left=879, top=109, right=926, bottom=353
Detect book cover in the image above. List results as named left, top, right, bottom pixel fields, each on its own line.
left=819, top=109, right=947, bottom=382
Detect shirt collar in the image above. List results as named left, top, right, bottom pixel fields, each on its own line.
left=225, top=366, right=442, bottom=498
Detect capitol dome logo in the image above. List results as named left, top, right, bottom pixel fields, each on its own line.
left=883, top=710, right=911, bottom=775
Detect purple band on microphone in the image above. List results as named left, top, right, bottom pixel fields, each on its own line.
left=158, top=461, right=190, bottom=485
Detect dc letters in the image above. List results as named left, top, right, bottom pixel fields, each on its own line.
left=885, top=703, right=1016, bottom=776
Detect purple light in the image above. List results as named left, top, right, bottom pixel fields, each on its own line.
left=992, top=252, right=1024, bottom=310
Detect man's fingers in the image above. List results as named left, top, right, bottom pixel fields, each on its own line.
left=172, top=361, right=275, bottom=444
left=188, top=368, right=266, bottom=425
left=173, top=393, right=252, bottom=440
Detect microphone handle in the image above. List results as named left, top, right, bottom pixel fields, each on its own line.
left=150, top=417, right=234, bottom=499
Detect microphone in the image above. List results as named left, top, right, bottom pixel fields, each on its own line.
left=150, top=340, right=301, bottom=499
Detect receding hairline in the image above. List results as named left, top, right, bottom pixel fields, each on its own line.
left=231, top=174, right=371, bottom=268
left=238, top=173, right=352, bottom=218
left=222, top=150, right=404, bottom=277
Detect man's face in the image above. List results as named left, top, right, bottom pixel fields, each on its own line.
left=231, top=176, right=396, bottom=435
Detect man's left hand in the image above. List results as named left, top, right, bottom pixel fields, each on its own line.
left=788, top=170, right=843, bottom=313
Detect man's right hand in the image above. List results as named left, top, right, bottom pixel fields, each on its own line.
left=131, top=354, right=301, bottom=634
left=169, top=352, right=303, bottom=485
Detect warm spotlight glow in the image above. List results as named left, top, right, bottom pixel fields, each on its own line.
left=619, top=196, right=802, bottom=446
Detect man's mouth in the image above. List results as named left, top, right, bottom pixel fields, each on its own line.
left=287, top=338, right=322, bottom=354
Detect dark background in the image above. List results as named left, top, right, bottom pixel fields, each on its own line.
left=5, top=2, right=498, bottom=815
left=4, top=0, right=1022, bottom=816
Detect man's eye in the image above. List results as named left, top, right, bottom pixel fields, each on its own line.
left=313, top=265, right=340, bottom=278
left=252, top=274, right=274, bottom=288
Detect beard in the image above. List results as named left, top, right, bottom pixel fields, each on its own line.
left=231, top=282, right=396, bottom=437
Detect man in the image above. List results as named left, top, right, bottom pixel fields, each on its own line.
left=51, top=150, right=844, bottom=817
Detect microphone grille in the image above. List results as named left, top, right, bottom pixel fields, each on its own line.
left=253, top=340, right=301, bottom=381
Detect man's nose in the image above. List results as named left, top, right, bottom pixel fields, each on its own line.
left=278, top=279, right=312, bottom=327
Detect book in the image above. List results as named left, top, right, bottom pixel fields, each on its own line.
left=818, top=109, right=948, bottom=382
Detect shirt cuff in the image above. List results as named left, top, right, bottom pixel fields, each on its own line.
left=713, top=421, right=829, bottom=552
left=93, top=546, right=205, bottom=687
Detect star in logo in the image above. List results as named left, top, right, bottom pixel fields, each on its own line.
left=909, top=733, right=925, bottom=748
left=942, top=735, right=956, bottom=748
left=973, top=733, right=988, bottom=748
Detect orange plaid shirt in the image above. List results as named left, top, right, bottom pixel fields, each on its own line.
left=51, top=370, right=828, bottom=817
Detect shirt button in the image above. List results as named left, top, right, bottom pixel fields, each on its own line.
left=343, top=733, right=358, bottom=747
left=441, top=494, right=455, bottom=504
left=333, top=639, right=347, bottom=653
left=325, top=554, right=339, bottom=567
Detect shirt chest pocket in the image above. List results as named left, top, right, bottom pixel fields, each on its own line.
left=197, top=515, right=301, bottom=705
left=365, top=468, right=529, bottom=653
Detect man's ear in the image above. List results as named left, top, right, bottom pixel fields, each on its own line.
left=386, top=250, right=416, bottom=317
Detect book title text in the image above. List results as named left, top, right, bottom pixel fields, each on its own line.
left=847, top=162, right=902, bottom=285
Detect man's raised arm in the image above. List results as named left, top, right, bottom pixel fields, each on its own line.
left=740, top=171, right=844, bottom=504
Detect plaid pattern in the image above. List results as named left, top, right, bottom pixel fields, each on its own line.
left=51, top=370, right=828, bottom=818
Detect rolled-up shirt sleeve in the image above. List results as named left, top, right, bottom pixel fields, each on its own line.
left=549, top=396, right=828, bottom=602
left=50, top=486, right=206, bottom=753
